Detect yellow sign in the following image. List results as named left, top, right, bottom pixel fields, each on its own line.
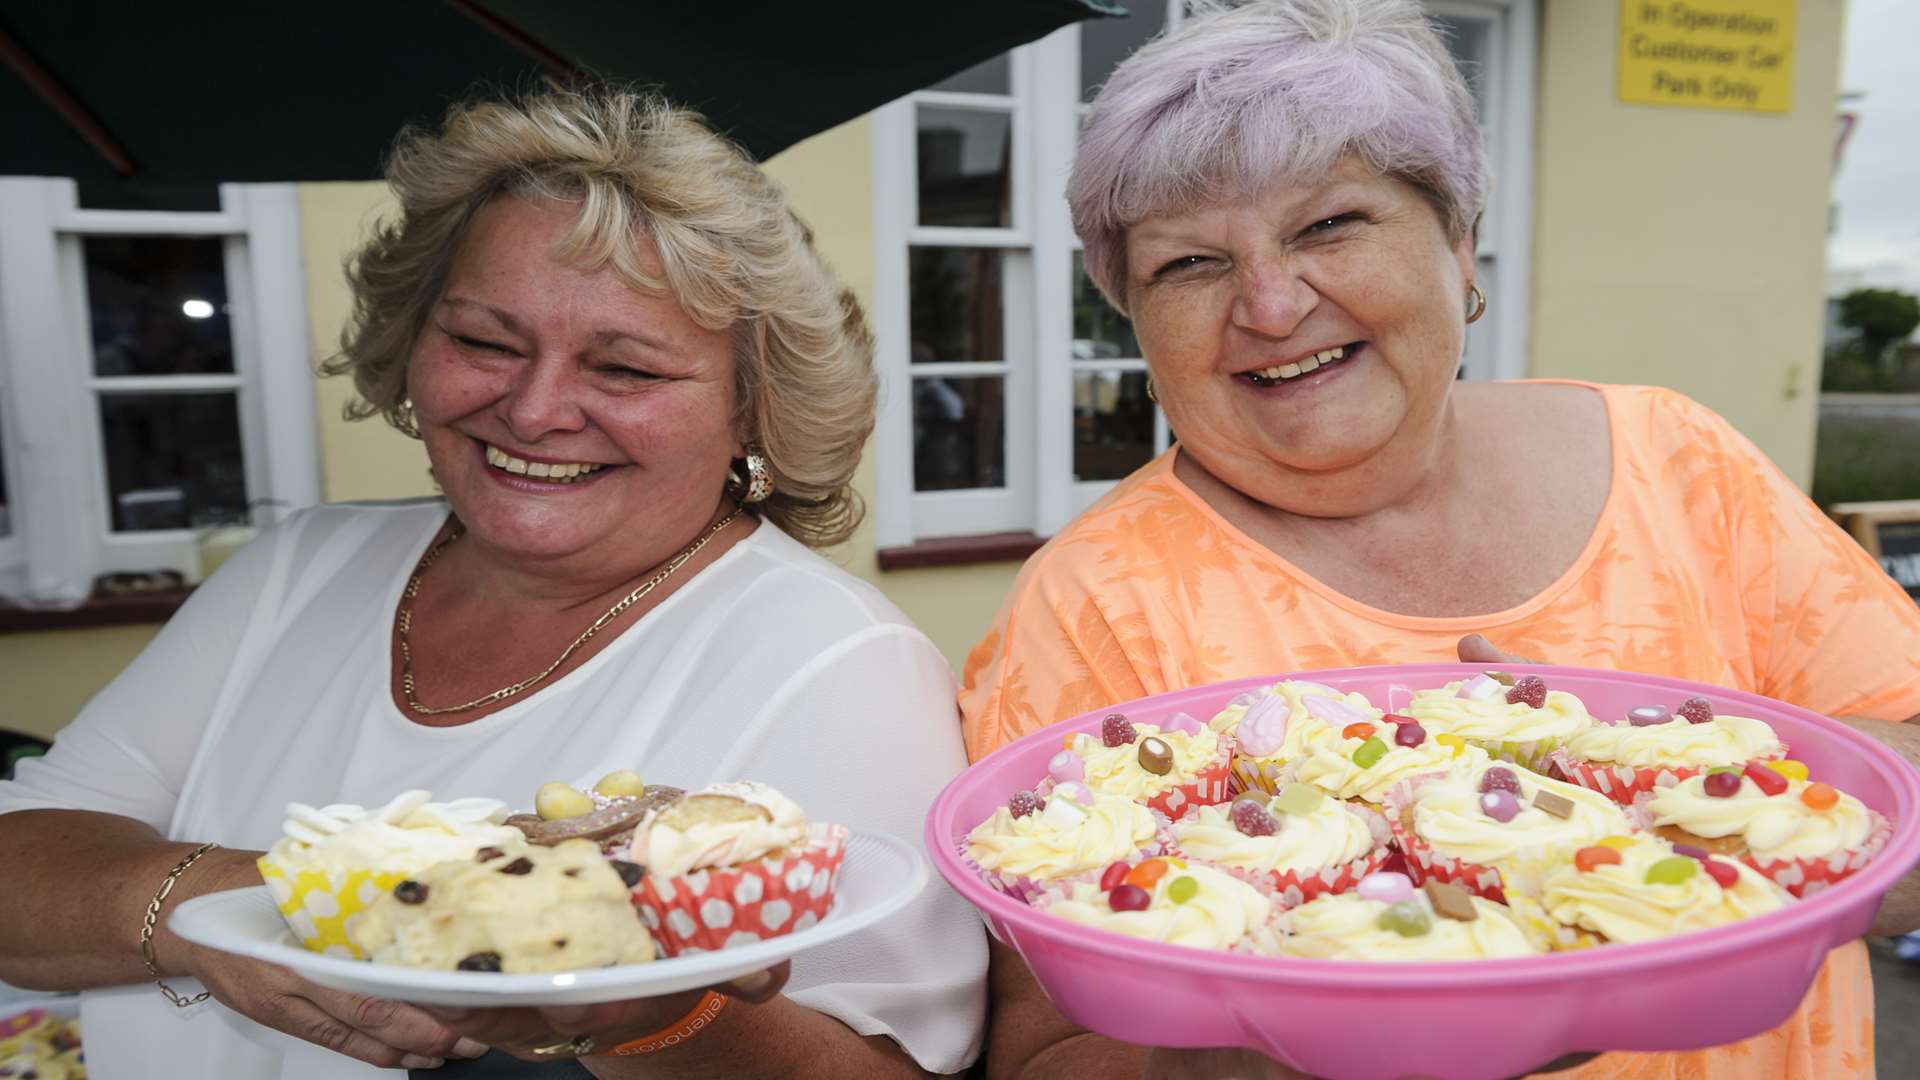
left=1618, top=0, right=1795, bottom=113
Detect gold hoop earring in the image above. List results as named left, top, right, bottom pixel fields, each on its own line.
left=1145, top=377, right=1158, bottom=404
left=727, top=450, right=774, bottom=504
left=1465, top=283, right=1487, bottom=325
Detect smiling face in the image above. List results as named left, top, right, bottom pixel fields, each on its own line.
left=406, top=196, right=740, bottom=566
left=1123, top=157, right=1476, bottom=514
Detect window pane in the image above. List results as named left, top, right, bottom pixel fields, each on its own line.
left=931, top=53, right=1010, bottom=95
left=917, top=107, right=1013, bottom=228
left=910, top=248, right=1005, bottom=365
left=913, top=376, right=1005, bottom=491
left=1083, top=3, right=1168, bottom=101
left=1074, top=369, right=1155, bottom=481
left=1072, top=251, right=1139, bottom=360
left=84, top=236, right=234, bottom=376
left=1434, top=15, right=1491, bottom=121
left=99, top=392, right=248, bottom=531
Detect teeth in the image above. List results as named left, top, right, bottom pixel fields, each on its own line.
left=1246, top=345, right=1352, bottom=385
left=1297, top=357, right=1320, bottom=373
left=1278, top=363, right=1301, bottom=378
left=485, top=444, right=605, bottom=483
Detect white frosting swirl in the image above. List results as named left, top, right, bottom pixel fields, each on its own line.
left=1408, top=684, right=1596, bottom=744
left=1538, top=835, right=1787, bottom=944
left=1041, top=862, right=1278, bottom=952
left=967, top=793, right=1160, bottom=882
left=1172, top=796, right=1377, bottom=875
left=1646, top=774, right=1873, bottom=863
left=1209, top=682, right=1370, bottom=742
left=1278, top=893, right=1541, bottom=960
left=1072, top=724, right=1222, bottom=798
left=269, top=790, right=525, bottom=873
left=1409, top=765, right=1631, bottom=865
left=1563, top=715, right=1783, bottom=769
left=1290, top=734, right=1486, bottom=804
left=628, top=781, right=809, bottom=878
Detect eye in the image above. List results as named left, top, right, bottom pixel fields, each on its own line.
left=1302, top=213, right=1362, bottom=237
left=452, top=334, right=514, bottom=354
left=1152, top=255, right=1211, bottom=279
left=597, top=364, right=659, bottom=380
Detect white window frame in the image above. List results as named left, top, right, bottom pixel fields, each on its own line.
left=872, top=1, right=1536, bottom=548
left=0, top=178, right=321, bottom=606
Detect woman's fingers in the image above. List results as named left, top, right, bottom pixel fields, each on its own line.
left=1457, top=634, right=1541, bottom=666
left=717, top=960, right=790, bottom=1003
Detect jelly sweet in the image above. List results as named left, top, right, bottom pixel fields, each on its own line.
left=1767, top=760, right=1810, bottom=782
left=1007, top=790, right=1044, bottom=819
left=1644, top=856, right=1698, bottom=885
left=1126, top=859, right=1172, bottom=890
left=1167, top=875, right=1199, bottom=904
left=1231, top=799, right=1280, bottom=837
left=1379, top=900, right=1432, bottom=937
left=1352, top=737, right=1388, bottom=769
left=1274, top=783, right=1326, bottom=815
left=1703, top=771, right=1743, bottom=798
left=1394, top=722, right=1428, bottom=748
left=1505, top=675, right=1547, bottom=709
left=1356, top=871, right=1415, bottom=904
left=1677, top=697, right=1715, bottom=725
left=1342, top=722, right=1377, bottom=741
left=1478, top=767, right=1521, bottom=795
left=1744, top=762, right=1789, bottom=797
left=1479, top=789, right=1520, bottom=823
left=1702, top=859, right=1741, bottom=888
left=1108, top=883, right=1151, bottom=912
left=1574, top=846, right=1622, bottom=872
left=1435, top=734, right=1467, bottom=758
left=1099, top=861, right=1130, bottom=891
left=1102, top=713, right=1138, bottom=747
left=1801, top=782, right=1840, bottom=811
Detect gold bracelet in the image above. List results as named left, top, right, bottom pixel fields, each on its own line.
left=140, top=841, right=219, bottom=1008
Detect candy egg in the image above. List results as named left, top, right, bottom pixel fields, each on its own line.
left=1378, top=900, right=1432, bottom=938
left=535, top=782, right=594, bottom=821
left=1137, top=737, right=1175, bottom=776
left=1644, top=856, right=1698, bottom=885
left=1479, top=789, right=1520, bottom=823
left=1166, top=875, right=1199, bottom=904
left=1627, top=705, right=1671, bottom=727
left=593, top=770, right=647, bottom=798
left=1341, top=722, right=1377, bottom=741
left=1703, top=860, right=1741, bottom=888
left=1107, top=883, right=1151, bottom=912
left=1743, top=762, right=1789, bottom=797
left=1478, top=767, right=1521, bottom=795
left=1801, top=782, right=1839, bottom=811
left=1356, top=870, right=1415, bottom=904
left=1573, top=846, right=1622, bottom=872
left=1047, top=749, right=1085, bottom=783
left=1703, top=771, right=1743, bottom=798
left=1394, top=721, right=1428, bottom=748
left=1274, top=782, right=1326, bottom=815
left=1766, top=760, right=1810, bottom=782
left=1351, top=736, right=1388, bottom=769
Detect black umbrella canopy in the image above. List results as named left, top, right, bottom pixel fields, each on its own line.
left=0, top=0, right=1120, bottom=209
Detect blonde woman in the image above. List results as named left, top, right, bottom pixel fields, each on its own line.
left=0, top=89, right=984, bottom=1079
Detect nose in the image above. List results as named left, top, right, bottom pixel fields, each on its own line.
left=1230, top=259, right=1318, bottom=340
left=501, top=355, right=589, bottom=443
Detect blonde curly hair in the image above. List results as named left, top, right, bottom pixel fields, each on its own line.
left=324, top=86, right=875, bottom=548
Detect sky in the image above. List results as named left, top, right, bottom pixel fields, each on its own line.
left=1827, top=0, right=1920, bottom=297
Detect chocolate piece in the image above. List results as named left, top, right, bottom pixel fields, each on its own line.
left=609, top=859, right=646, bottom=888
left=456, top=951, right=503, bottom=972
left=1531, top=790, right=1575, bottom=819
left=1423, top=880, right=1478, bottom=922
left=497, top=856, right=535, bottom=876
left=1137, top=736, right=1174, bottom=776
left=1655, top=823, right=1745, bottom=856
left=393, top=880, right=429, bottom=904
left=1483, top=670, right=1517, bottom=687
left=509, top=784, right=684, bottom=846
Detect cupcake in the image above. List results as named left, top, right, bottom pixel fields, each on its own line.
left=1276, top=872, right=1542, bottom=961
left=1036, top=857, right=1282, bottom=954
left=626, top=781, right=846, bottom=956
left=1642, top=763, right=1892, bottom=897
left=1384, top=761, right=1633, bottom=902
left=1207, top=680, right=1367, bottom=795
left=1167, top=784, right=1391, bottom=907
left=1524, top=833, right=1788, bottom=945
left=1286, top=714, right=1488, bottom=812
left=1405, top=672, right=1598, bottom=771
left=348, top=839, right=656, bottom=972
left=1550, top=697, right=1786, bottom=804
left=257, top=789, right=530, bottom=959
left=1054, top=712, right=1231, bottom=820
left=965, top=786, right=1163, bottom=903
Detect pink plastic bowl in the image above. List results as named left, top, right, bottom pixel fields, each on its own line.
left=927, top=665, right=1920, bottom=1080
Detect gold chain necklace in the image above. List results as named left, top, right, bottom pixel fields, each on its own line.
left=397, top=508, right=743, bottom=715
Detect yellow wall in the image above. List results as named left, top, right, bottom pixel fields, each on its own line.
left=0, top=625, right=160, bottom=741
left=1529, top=0, right=1844, bottom=487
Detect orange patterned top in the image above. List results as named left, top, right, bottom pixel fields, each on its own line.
left=959, top=383, right=1920, bottom=1079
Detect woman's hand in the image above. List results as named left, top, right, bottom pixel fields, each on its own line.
left=1457, top=634, right=1540, bottom=667
left=185, top=943, right=487, bottom=1070
left=1142, top=1048, right=1315, bottom=1079
left=423, top=961, right=790, bottom=1066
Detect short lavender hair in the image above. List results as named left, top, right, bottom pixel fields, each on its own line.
left=1070, top=0, right=1488, bottom=311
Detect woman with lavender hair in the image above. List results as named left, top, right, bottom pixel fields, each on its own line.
left=959, top=1, right=1920, bottom=1077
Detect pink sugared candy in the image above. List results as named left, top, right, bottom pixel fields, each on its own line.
left=1008, top=790, right=1045, bottom=819
left=1231, top=799, right=1280, bottom=837
left=1305, top=694, right=1368, bottom=728
left=1480, top=789, right=1521, bottom=823
left=1101, top=713, right=1138, bottom=747
left=1678, top=697, right=1715, bottom=725
left=1703, top=771, right=1743, bottom=799
left=1053, top=781, right=1095, bottom=806
left=1047, top=749, right=1085, bottom=783
left=1108, top=883, right=1151, bottom=912
left=1456, top=674, right=1502, bottom=701
left=1505, top=675, right=1547, bottom=709
left=1236, top=696, right=1291, bottom=759
left=1394, top=721, right=1428, bottom=748
left=1355, top=871, right=1415, bottom=904
left=1627, top=705, right=1671, bottom=726
left=1478, top=767, right=1521, bottom=795
left=1703, top=859, right=1741, bottom=888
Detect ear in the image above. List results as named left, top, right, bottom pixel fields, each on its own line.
left=1452, top=233, right=1476, bottom=288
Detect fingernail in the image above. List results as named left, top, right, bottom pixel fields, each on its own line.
left=401, top=1055, right=446, bottom=1069
left=724, top=970, right=776, bottom=998
left=452, top=1038, right=490, bottom=1059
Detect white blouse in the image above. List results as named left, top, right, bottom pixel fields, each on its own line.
left=0, top=501, right=986, bottom=1079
